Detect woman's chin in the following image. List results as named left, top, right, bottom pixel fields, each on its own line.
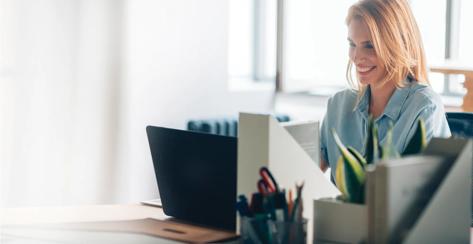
left=359, top=79, right=374, bottom=86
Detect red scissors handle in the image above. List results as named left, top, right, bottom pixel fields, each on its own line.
left=257, top=179, right=269, bottom=194
left=259, top=167, right=279, bottom=193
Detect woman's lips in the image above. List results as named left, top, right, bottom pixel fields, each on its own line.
left=357, top=65, right=376, bottom=76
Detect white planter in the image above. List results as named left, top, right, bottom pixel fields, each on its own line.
left=313, top=198, right=367, bottom=244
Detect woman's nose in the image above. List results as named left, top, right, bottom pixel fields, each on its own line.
left=352, top=47, right=366, bottom=62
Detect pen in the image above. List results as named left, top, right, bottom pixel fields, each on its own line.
left=263, top=194, right=277, bottom=221
left=288, top=189, right=293, bottom=217
left=295, top=182, right=304, bottom=222
left=236, top=195, right=252, bottom=217
left=276, top=189, right=289, bottom=221
left=290, top=198, right=299, bottom=222
left=290, top=181, right=304, bottom=222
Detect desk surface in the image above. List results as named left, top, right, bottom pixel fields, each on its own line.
left=0, top=204, right=237, bottom=244
left=1, top=204, right=472, bottom=243
left=0, top=204, right=168, bottom=225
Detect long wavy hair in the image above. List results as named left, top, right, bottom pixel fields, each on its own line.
left=345, top=0, right=429, bottom=93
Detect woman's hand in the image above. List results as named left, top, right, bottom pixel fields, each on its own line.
left=320, top=157, right=329, bottom=172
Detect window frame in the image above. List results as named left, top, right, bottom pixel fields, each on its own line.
left=229, top=0, right=468, bottom=97
left=275, top=0, right=466, bottom=96
left=443, top=0, right=462, bottom=96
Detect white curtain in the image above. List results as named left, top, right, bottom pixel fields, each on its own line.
left=0, top=0, right=124, bottom=206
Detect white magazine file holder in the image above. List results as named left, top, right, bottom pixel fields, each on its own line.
left=236, top=113, right=340, bottom=243
left=403, top=138, right=472, bottom=243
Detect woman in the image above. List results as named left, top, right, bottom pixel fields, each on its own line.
left=320, top=0, right=451, bottom=175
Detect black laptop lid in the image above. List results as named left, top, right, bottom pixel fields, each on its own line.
left=146, top=126, right=237, bottom=231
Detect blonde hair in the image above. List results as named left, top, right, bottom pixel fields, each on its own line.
left=345, top=0, right=428, bottom=92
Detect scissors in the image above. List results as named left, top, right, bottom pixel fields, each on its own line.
left=259, top=166, right=279, bottom=193
left=257, top=179, right=270, bottom=195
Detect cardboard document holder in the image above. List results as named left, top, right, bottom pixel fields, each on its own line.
left=367, top=138, right=472, bottom=243
left=402, top=138, right=472, bottom=243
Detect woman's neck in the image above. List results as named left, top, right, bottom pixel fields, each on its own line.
left=369, top=82, right=396, bottom=118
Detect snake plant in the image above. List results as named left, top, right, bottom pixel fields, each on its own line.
left=333, top=118, right=426, bottom=203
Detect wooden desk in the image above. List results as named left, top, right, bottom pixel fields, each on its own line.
left=0, top=204, right=167, bottom=225
left=1, top=204, right=471, bottom=243
left=430, top=64, right=473, bottom=112
left=0, top=204, right=237, bottom=243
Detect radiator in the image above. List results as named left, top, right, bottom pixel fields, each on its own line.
left=187, top=114, right=290, bottom=137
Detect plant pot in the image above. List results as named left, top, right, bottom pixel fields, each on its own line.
left=313, top=198, right=367, bottom=243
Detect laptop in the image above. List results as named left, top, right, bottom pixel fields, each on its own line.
left=146, top=126, right=237, bottom=231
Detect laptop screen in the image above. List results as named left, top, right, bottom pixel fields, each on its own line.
left=146, top=126, right=237, bottom=231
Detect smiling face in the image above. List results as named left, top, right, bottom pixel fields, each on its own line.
left=348, top=18, right=385, bottom=86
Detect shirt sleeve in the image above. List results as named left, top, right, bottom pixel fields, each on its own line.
left=320, top=116, right=329, bottom=165
left=402, top=102, right=451, bottom=152
left=320, top=97, right=332, bottom=167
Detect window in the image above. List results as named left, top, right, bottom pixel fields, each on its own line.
left=458, top=0, right=473, bottom=63
left=410, top=0, right=447, bottom=93
left=284, top=0, right=356, bottom=92
left=228, top=0, right=277, bottom=83
left=228, top=0, right=472, bottom=96
left=411, top=0, right=473, bottom=96
left=228, top=0, right=253, bottom=80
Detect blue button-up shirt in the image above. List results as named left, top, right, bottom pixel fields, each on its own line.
left=320, top=82, right=451, bottom=179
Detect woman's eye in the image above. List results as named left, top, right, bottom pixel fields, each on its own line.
left=365, top=43, right=374, bottom=49
left=349, top=42, right=355, bottom=47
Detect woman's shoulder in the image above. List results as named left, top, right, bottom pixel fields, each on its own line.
left=400, top=81, right=451, bottom=140
left=406, top=82, right=444, bottom=110
left=328, top=88, right=358, bottom=107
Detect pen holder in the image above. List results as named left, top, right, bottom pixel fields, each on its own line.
left=240, top=216, right=307, bottom=244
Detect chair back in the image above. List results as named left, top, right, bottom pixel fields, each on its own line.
left=446, top=112, right=473, bottom=138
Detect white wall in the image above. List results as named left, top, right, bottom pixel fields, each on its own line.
left=114, top=0, right=274, bottom=203
left=0, top=0, right=125, bottom=206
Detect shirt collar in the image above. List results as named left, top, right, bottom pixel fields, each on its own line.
left=355, top=80, right=413, bottom=121
left=355, top=87, right=370, bottom=117
left=383, top=82, right=412, bottom=120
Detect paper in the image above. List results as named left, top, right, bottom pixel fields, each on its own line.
left=281, top=120, right=320, bottom=165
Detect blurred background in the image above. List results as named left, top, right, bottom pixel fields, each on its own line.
left=0, top=0, right=471, bottom=207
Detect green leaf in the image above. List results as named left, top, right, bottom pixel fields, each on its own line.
left=335, top=157, right=348, bottom=197
left=381, top=123, right=400, bottom=160
left=347, top=146, right=367, bottom=167
left=402, top=119, right=427, bottom=156
left=366, top=116, right=379, bottom=164
left=343, top=161, right=365, bottom=203
left=332, top=129, right=366, bottom=203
